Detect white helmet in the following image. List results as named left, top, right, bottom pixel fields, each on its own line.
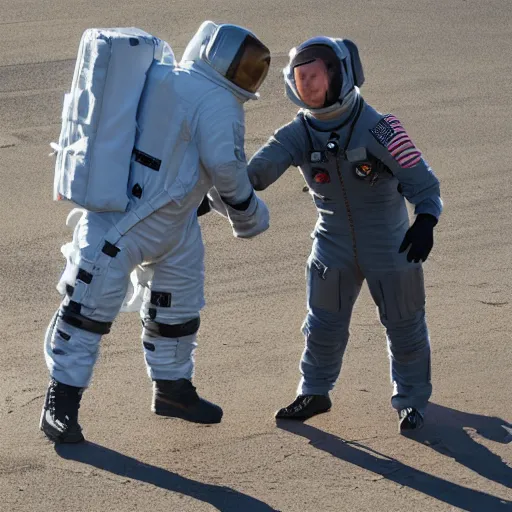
left=181, top=21, right=270, bottom=95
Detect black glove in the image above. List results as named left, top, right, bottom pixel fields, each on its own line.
left=399, top=213, right=438, bottom=263
left=197, top=195, right=211, bottom=217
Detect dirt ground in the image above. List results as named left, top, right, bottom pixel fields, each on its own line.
left=0, top=1, right=510, bottom=510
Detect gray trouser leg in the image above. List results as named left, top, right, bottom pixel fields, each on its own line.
left=298, top=257, right=363, bottom=395
left=367, top=265, right=432, bottom=413
left=386, top=310, right=431, bottom=414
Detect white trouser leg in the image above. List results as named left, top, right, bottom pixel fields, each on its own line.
left=44, top=312, right=103, bottom=388
left=140, top=217, right=205, bottom=381
left=46, top=203, right=204, bottom=387
left=45, top=211, right=148, bottom=387
left=143, top=333, right=198, bottom=381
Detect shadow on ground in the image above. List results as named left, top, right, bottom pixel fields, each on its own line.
left=277, top=402, right=511, bottom=512
left=56, top=442, right=279, bottom=512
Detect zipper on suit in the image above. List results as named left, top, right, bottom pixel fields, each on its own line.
left=334, top=156, right=359, bottom=263
left=333, top=98, right=364, bottom=265
left=301, top=98, right=364, bottom=266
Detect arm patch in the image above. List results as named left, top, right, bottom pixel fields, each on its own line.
left=370, top=114, right=422, bottom=169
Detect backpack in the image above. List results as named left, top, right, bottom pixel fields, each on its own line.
left=52, top=27, right=175, bottom=212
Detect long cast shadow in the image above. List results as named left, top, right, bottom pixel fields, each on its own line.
left=277, top=418, right=511, bottom=512
left=413, top=403, right=511, bottom=489
left=56, top=442, right=278, bottom=512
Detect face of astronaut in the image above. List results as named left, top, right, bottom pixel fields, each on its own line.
left=293, top=59, right=330, bottom=108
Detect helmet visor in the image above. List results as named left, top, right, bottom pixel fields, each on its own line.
left=226, top=35, right=271, bottom=93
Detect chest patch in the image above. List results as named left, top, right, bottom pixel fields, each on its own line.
left=310, top=151, right=326, bottom=163
left=370, top=114, right=422, bottom=169
left=355, top=163, right=372, bottom=178
left=313, top=169, right=331, bottom=184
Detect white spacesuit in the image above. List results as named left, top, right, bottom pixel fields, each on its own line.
left=41, top=22, right=271, bottom=443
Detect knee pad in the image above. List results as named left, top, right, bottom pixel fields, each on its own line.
left=387, top=322, right=430, bottom=364
left=302, top=308, right=351, bottom=344
left=142, top=317, right=200, bottom=339
left=389, top=343, right=430, bottom=365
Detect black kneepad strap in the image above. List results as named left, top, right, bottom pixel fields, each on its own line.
left=60, top=301, right=112, bottom=335
left=143, top=317, right=200, bottom=338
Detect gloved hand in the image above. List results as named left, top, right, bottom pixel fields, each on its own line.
left=227, top=193, right=269, bottom=239
left=197, top=188, right=269, bottom=238
left=399, top=214, right=438, bottom=263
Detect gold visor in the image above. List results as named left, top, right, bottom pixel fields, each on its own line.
left=226, top=35, right=271, bottom=94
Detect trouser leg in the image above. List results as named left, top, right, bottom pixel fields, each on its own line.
left=367, top=265, right=432, bottom=414
left=140, top=220, right=205, bottom=381
left=44, top=311, right=105, bottom=388
left=45, top=211, right=142, bottom=388
left=298, top=255, right=363, bottom=395
left=137, top=220, right=223, bottom=424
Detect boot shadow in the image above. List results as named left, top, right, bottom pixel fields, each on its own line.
left=276, top=417, right=511, bottom=512
left=413, top=402, right=511, bottom=489
left=55, top=442, right=278, bottom=512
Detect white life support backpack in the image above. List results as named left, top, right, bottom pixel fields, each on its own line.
left=52, top=27, right=175, bottom=212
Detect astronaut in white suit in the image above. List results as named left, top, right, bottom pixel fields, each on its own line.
left=41, top=22, right=271, bottom=443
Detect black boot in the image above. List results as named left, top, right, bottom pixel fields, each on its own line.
left=152, top=379, right=223, bottom=424
left=40, top=378, right=84, bottom=443
left=398, top=407, right=424, bottom=433
left=275, top=394, right=332, bottom=420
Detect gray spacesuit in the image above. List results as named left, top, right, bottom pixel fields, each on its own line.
left=41, top=22, right=271, bottom=443
left=247, top=36, right=442, bottom=432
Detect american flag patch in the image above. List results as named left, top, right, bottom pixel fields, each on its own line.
left=370, top=115, right=422, bottom=168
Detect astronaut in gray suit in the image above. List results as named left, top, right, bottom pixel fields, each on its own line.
left=247, top=37, right=442, bottom=432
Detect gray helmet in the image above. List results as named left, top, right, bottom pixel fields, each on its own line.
left=284, top=36, right=364, bottom=114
